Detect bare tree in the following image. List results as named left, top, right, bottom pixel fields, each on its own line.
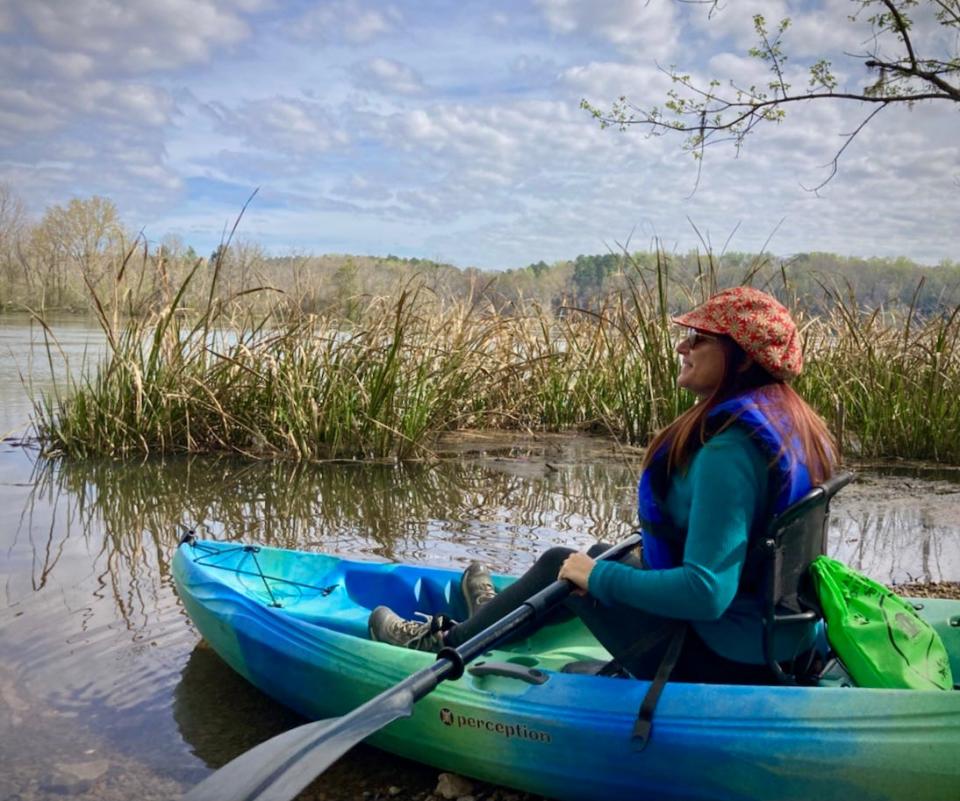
left=0, top=183, right=28, bottom=303
left=30, top=196, right=127, bottom=307
left=581, top=0, right=960, bottom=190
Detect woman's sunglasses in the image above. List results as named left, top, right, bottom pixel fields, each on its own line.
left=678, top=328, right=718, bottom=349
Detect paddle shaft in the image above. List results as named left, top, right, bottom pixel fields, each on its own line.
left=183, top=533, right=640, bottom=801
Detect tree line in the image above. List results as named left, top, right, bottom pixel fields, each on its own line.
left=1, top=185, right=957, bottom=318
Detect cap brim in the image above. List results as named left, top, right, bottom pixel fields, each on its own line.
left=670, top=311, right=727, bottom=335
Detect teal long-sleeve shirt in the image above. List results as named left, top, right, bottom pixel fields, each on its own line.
left=588, top=426, right=815, bottom=664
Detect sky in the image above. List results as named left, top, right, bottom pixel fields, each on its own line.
left=1, top=0, right=957, bottom=269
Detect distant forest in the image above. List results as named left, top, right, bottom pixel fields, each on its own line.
left=1, top=191, right=958, bottom=317
left=244, top=249, right=960, bottom=318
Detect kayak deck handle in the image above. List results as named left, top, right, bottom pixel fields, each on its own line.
left=468, top=661, right=549, bottom=685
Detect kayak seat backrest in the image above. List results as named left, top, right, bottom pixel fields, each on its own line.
left=341, top=565, right=459, bottom=621
left=759, top=471, right=855, bottom=684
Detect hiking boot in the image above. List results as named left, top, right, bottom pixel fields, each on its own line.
left=461, top=561, right=496, bottom=618
left=368, top=606, right=451, bottom=652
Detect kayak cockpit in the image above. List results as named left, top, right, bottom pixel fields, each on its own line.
left=179, top=539, right=616, bottom=670
left=176, top=538, right=960, bottom=688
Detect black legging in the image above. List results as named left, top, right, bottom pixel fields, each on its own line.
left=444, top=544, right=779, bottom=685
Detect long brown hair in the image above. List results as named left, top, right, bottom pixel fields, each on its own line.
left=642, top=336, right=837, bottom=483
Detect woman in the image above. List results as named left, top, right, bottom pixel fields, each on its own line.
left=369, top=287, right=838, bottom=684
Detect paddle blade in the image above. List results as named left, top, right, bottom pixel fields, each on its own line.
left=183, top=688, right=415, bottom=801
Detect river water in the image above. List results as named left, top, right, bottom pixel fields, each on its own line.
left=1, top=315, right=958, bottom=801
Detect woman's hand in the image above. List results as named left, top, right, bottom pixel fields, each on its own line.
left=558, top=552, right=596, bottom=595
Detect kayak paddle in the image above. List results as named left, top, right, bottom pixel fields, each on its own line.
left=182, top=533, right=640, bottom=801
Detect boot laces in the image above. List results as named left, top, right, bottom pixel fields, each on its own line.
left=398, top=612, right=451, bottom=649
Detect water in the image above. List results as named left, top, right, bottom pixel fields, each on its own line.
left=0, top=317, right=958, bottom=800
left=0, top=313, right=109, bottom=439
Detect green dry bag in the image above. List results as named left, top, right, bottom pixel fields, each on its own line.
left=810, top=556, right=953, bottom=690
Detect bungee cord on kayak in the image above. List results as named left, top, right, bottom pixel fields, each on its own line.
left=179, top=531, right=339, bottom=609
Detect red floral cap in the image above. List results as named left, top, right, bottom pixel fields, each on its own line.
left=672, top=287, right=803, bottom=380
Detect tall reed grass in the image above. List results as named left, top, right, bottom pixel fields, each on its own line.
left=798, top=288, right=960, bottom=462
left=31, top=248, right=960, bottom=464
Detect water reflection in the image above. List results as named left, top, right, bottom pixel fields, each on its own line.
left=830, top=474, right=960, bottom=584
left=13, top=448, right=637, bottom=629
left=174, top=642, right=441, bottom=795
left=15, top=450, right=960, bottom=629
left=6, top=440, right=644, bottom=758
left=3, top=444, right=639, bottom=799
left=174, top=643, right=305, bottom=772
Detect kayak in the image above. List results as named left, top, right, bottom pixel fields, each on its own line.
left=171, top=538, right=960, bottom=801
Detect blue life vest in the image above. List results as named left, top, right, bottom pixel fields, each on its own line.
left=637, top=389, right=812, bottom=577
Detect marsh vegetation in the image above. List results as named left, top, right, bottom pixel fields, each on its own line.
left=25, top=231, right=960, bottom=465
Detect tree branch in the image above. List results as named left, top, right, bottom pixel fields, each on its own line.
left=802, top=103, right=890, bottom=194
left=581, top=0, right=959, bottom=188
left=931, top=0, right=960, bottom=27
left=880, top=0, right=919, bottom=69
left=866, top=56, right=960, bottom=98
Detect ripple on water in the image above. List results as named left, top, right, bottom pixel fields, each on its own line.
left=3, top=580, right=195, bottom=714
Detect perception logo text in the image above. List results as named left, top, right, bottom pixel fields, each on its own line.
left=438, top=707, right=551, bottom=743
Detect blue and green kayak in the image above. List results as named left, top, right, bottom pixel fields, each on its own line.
left=172, top=539, right=960, bottom=801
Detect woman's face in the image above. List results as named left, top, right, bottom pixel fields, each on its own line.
left=676, top=329, right=726, bottom=397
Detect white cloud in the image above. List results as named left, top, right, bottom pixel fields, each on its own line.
left=562, top=60, right=675, bottom=106
left=533, top=0, right=680, bottom=60
left=203, top=97, right=351, bottom=155
left=292, top=1, right=400, bottom=45
left=0, top=75, right=175, bottom=144
left=344, top=97, right=667, bottom=233
left=353, top=57, right=425, bottom=95
left=706, top=52, right=777, bottom=90
left=0, top=87, right=65, bottom=134
left=785, top=0, right=865, bottom=58
left=376, top=101, right=607, bottom=170
left=345, top=8, right=392, bottom=42
left=0, top=0, right=253, bottom=203
left=108, top=85, right=177, bottom=128
left=685, top=0, right=791, bottom=49
left=0, top=45, right=96, bottom=81
left=126, top=163, right=182, bottom=192
left=18, top=0, right=258, bottom=73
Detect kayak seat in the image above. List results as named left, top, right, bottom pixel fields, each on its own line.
left=340, top=565, right=460, bottom=621
left=758, top=471, right=855, bottom=685
left=278, top=567, right=461, bottom=638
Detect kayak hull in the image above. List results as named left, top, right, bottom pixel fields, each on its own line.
left=172, top=540, right=960, bottom=801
